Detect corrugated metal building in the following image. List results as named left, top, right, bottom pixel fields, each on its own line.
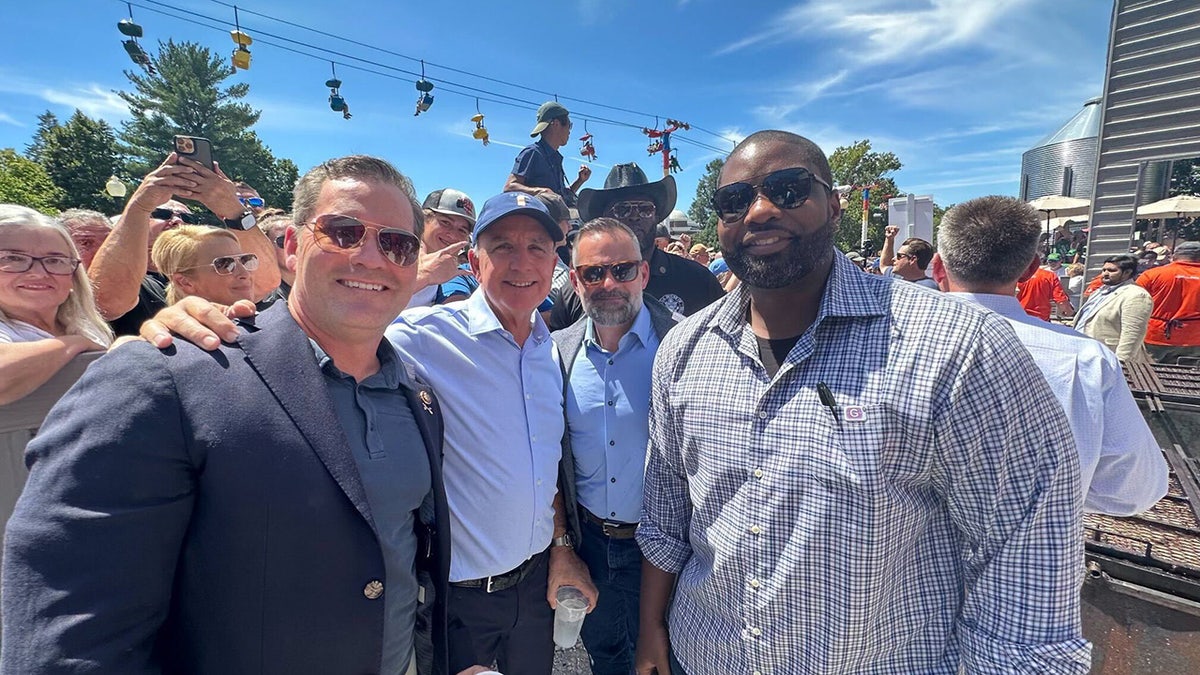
left=1021, top=97, right=1103, bottom=200
left=1084, top=0, right=1200, bottom=279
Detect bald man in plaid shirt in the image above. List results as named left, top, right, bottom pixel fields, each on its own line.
left=634, top=131, right=1090, bottom=674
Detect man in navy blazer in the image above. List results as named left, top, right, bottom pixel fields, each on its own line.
left=2, top=156, right=463, bottom=674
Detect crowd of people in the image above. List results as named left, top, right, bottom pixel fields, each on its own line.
left=0, top=103, right=1195, bottom=675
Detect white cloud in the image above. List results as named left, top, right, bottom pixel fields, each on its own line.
left=904, top=172, right=1019, bottom=193
left=717, top=0, right=1033, bottom=64
left=0, top=112, right=23, bottom=127
left=38, top=85, right=129, bottom=120
left=717, top=126, right=747, bottom=146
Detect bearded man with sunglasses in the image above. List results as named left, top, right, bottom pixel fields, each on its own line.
left=548, top=163, right=724, bottom=330
left=635, top=131, right=1090, bottom=674
left=90, top=154, right=280, bottom=336
left=3, top=156, right=470, bottom=675
left=550, top=218, right=678, bottom=675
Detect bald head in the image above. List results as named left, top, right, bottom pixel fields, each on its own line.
left=728, top=130, right=833, bottom=187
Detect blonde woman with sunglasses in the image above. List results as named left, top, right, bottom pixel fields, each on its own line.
left=151, top=225, right=259, bottom=306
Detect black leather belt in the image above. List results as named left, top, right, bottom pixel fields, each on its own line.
left=450, top=549, right=546, bottom=594
left=582, top=507, right=638, bottom=539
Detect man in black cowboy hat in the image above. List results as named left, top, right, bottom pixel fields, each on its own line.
left=547, top=163, right=724, bottom=329
left=505, top=101, right=592, bottom=207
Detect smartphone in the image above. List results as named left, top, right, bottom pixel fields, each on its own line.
left=174, top=135, right=214, bottom=171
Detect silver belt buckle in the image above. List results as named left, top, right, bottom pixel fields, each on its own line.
left=485, top=575, right=497, bottom=594
left=603, top=520, right=622, bottom=537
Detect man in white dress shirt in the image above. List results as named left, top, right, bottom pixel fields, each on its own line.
left=931, top=195, right=1168, bottom=516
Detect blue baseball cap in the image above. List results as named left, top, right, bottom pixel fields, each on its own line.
left=472, top=192, right=563, bottom=245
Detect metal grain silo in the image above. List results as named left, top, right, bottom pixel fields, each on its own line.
left=1020, top=97, right=1103, bottom=200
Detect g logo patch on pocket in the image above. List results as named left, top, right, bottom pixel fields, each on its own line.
left=843, top=406, right=866, bottom=422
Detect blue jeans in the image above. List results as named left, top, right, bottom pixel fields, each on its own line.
left=578, top=516, right=643, bottom=675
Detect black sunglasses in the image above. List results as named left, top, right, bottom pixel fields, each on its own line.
left=150, top=208, right=198, bottom=224
left=575, top=260, right=641, bottom=286
left=710, top=167, right=832, bottom=223
left=306, top=214, right=421, bottom=267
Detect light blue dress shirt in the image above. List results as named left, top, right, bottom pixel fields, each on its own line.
left=388, top=290, right=564, bottom=581
left=566, top=305, right=659, bottom=524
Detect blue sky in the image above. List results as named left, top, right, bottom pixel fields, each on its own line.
left=0, top=0, right=1113, bottom=213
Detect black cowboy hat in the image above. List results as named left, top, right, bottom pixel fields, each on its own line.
left=577, top=163, right=677, bottom=222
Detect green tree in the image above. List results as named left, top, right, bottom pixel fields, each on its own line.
left=686, top=158, right=724, bottom=249
left=25, top=111, right=60, bottom=165
left=0, top=149, right=66, bottom=213
left=1170, top=158, right=1199, bottom=196
left=828, top=140, right=902, bottom=251
left=27, top=109, right=123, bottom=212
left=117, top=39, right=296, bottom=210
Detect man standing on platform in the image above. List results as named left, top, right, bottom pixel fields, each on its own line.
left=506, top=102, right=592, bottom=207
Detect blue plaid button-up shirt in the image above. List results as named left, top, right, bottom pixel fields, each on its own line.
left=637, top=253, right=1091, bottom=674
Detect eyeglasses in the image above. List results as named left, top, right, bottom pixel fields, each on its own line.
left=896, top=252, right=917, bottom=261
left=179, top=253, right=259, bottom=275
left=305, top=214, right=421, bottom=267
left=606, top=201, right=657, bottom=220
left=710, top=167, right=832, bottom=223
left=150, top=208, right=198, bottom=224
left=273, top=234, right=286, bottom=249
left=0, top=252, right=81, bottom=275
left=574, top=260, right=641, bottom=286
left=239, top=196, right=265, bottom=208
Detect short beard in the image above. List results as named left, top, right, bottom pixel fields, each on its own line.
left=584, top=289, right=643, bottom=326
left=723, top=218, right=836, bottom=289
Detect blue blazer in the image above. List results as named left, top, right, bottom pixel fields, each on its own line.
left=1, top=303, right=451, bottom=675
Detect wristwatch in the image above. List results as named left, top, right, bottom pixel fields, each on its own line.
left=223, top=209, right=257, bottom=231
left=551, top=534, right=574, bottom=549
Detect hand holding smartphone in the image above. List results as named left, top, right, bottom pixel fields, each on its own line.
left=174, top=135, right=214, bottom=172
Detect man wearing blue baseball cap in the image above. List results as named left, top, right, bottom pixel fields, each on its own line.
left=388, top=192, right=598, bottom=673
left=505, top=101, right=592, bottom=207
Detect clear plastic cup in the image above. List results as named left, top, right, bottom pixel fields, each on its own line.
left=553, top=586, right=589, bottom=648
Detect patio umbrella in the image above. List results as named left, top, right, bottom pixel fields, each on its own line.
left=1028, top=195, right=1091, bottom=245
left=1136, top=194, right=1200, bottom=248
left=1136, top=194, right=1200, bottom=218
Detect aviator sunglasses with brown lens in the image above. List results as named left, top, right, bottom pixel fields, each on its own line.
left=575, top=260, right=641, bottom=285
left=710, top=167, right=833, bottom=223
left=305, top=214, right=421, bottom=267
left=178, top=253, right=259, bottom=275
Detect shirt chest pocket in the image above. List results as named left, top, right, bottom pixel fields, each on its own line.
left=774, top=403, right=897, bottom=493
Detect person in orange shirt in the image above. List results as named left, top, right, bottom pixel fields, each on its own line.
left=1137, top=240, right=1200, bottom=363
left=1017, top=263, right=1074, bottom=321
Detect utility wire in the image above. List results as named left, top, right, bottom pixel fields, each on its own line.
left=121, top=0, right=738, bottom=151
left=201, top=0, right=738, bottom=147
